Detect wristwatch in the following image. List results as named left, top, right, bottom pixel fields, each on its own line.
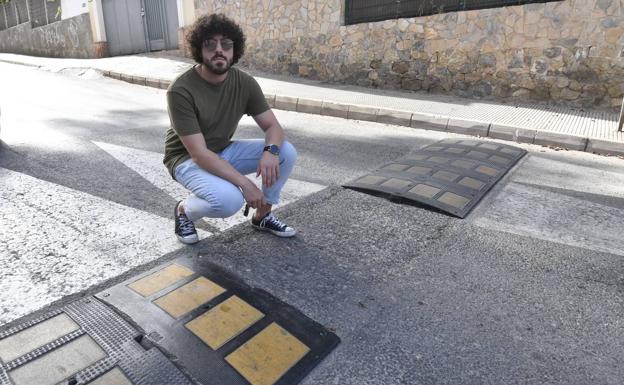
left=263, top=144, right=280, bottom=156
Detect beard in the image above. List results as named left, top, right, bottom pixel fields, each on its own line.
left=203, top=54, right=233, bottom=75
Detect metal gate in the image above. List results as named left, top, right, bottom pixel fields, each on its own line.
left=102, top=0, right=178, bottom=57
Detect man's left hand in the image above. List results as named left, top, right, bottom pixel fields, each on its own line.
left=257, top=151, right=280, bottom=187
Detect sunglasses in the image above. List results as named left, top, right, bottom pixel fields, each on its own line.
left=203, top=38, right=234, bottom=51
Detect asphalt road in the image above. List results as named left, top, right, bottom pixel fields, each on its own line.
left=1, top=62, right=624, bottom=384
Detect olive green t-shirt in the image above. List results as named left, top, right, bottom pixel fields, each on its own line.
left=163, top=66, right=270, bottom=179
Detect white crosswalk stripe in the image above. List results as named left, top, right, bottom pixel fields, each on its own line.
left=0, top=168, right=211, bottom=325
left=0, top=143, right=325, bottom=325
left=92, top=141, right=326, bottom=231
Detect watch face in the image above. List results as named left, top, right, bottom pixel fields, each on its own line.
left=269, top=144, right=279, bottom=155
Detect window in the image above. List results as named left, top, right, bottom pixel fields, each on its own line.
left=345, top=0, right=562, bottom=25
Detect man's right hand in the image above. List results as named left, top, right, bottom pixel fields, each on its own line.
left=241, top=180, right=266, bottom=209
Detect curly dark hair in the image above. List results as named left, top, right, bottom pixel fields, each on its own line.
left=187, top=14, right=246, bottom=65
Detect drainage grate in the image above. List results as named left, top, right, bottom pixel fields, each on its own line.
left=344, top=139, right=527, bottom=218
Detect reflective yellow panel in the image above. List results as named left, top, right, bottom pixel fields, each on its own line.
left=428, top=156, right=449, bottom=164
left=408, top=184, right=440, bottom=199
left=451, top=159, right=477, bottom=169
left=432, top=171, right=459, bottom=182
left=475, top=165, right=499, bottom=176
left=225, top=323, right=310, bottom=385
left=154, top=277, right=226, bottom=319
left=405, top=166, right=431, bottom=175
left=404, top=154, right=428, bottom=161
left=458, top=177, right=485, bottom=190
left=0, top=313, right=80, bottom=364
left=88, top=367, right=133, bottom=385
left=444, top=147, right=464, bottom=154
left=479, top=143, right=499, bottom=150
left=467, top=150, right=488, bottom=159
left=9, top=335, right=107, bottom=385
left=500, top=148, right=521, bottom=155
left=380, top=178, right=411, bottom=190
left=382, top=164, right=409, bottom=172
left=186, top=296, right=264, bottom=350
left=128, top=264, right=195, bottom=297
left=489, top=155, right=509, bottom=164
left=437, top=192, right=470, bottom=209
left=356, top=175, right=386, bottom=185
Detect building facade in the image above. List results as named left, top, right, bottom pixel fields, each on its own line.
left=194, top=0, right=624, bottom=108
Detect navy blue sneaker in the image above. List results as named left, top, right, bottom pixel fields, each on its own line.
left=251, top=213, right=296, bottom=237
left=174, top=201, right=199, bottom=244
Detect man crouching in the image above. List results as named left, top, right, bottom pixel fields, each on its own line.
left=163, top=13, right=297, bottom=244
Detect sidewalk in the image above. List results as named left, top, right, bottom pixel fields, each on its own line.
left=1, top=52, right=622, bottom=156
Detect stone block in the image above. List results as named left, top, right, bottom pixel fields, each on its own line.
left=488, top=123, right=536, bottom=144
left=447, top=119, right=490, bottom=137
left=410, top=113, right=449, bottom=131
left=586, top=138, right=624, bottom=156
left=264, top=93, right=276, bottom=108
left=132, top=76, right=146, bottom=86
left=321, top=102, right=349, bottom=119
left=146, top=78, right=160, bottom=88
left=159, top=80, right=171, bottom=89
left=274, top=95, right=298, bottom=111
left=296, top=98, right=322, bottom=114
left=348, top=105, right=378, bottom=122
left=120, top=73, right=134, bottom=83
left=377, top=108, right=412, bottom=127
left=534, top=131, right=588, bottom=151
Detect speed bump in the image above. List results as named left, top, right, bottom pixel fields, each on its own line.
left=0, top=298, right=193, bottom=385
left=344, top=139, right=527, bottom=218
left=96, top=258, right=340, bottom=385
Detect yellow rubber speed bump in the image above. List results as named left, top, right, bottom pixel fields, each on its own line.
left=96, top=259, right=341, bottom=385
left=344, top=138, right=527, bottom=218
left=154, top=277, right=226, bottom=319
left=225, top=323, right=310, bottom=385
left=186, top=295, right=264, bottom=350
left=128, top=264, right=194, bottom=297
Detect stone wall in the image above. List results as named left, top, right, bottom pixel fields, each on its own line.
left=194, top=0, right=624, bottom=108
left=0, top=13, right=96, bottom=58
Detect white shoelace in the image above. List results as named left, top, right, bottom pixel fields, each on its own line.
left=262, top=213, right=287, bottom=230
left=178, top=214, right=196, bottom=235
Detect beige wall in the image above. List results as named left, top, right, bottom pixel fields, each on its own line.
left=194, top=0, right=624, bottom=108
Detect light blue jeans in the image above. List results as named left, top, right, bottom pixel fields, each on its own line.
left=174, top=139, right=297, bottom=221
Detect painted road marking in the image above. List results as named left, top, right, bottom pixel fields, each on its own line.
left=92, top=141, right=326, bottom=231
left=0, top=168, right=211, bottom=326
left=472, top=181, right=624, bottom=257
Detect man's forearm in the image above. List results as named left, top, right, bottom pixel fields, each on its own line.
left=264, top=124, right=284, bottom=146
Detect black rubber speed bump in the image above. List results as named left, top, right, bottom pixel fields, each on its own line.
left=0, top=298, right=193, bottom=385
left=344, top=139, right=527, bottom=218
left=96, top=258, right=340, bottom=385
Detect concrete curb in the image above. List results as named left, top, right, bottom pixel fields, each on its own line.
left=96, top=71, right=624, bottom=157
left=5, top=57, right=616, bottom=158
